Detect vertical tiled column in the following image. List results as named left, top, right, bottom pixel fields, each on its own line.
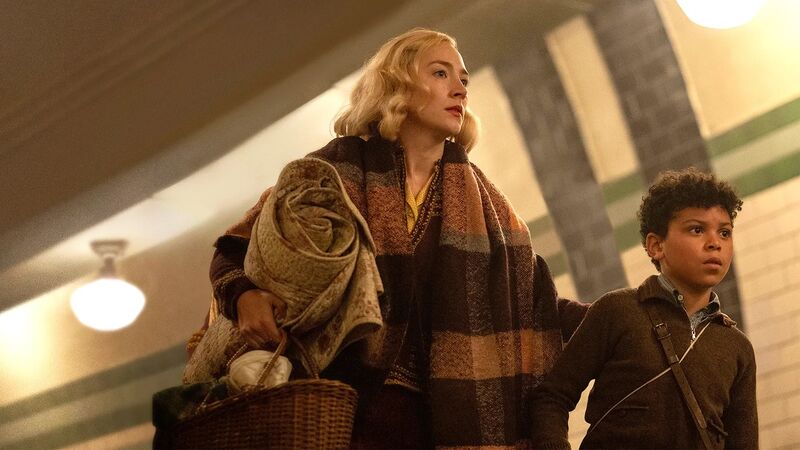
left=588, top=0, right=709, bottom=181
left=588, top=0, right=743, bottom=325
left=494, top=40, right=627, bottom=302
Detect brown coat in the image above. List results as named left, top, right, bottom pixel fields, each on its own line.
left=210, top=136, right=574, bottom=448
left=530, top=275, right=758, bottom=449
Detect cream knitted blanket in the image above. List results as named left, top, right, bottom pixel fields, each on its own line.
left=244, top=157, right=383, bottom=375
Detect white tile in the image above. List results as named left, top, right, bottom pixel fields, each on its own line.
left=749, top=316, right=797, bottom=349
left=765, top=239, right=798, bottom=267
left=531, top=229, right=565, bottom=258
left=735, top=203, right=759, bottom=227
left=735, top=246, right=768, bottom=278
left=60, top=423, right=154, bottom=450
left=743, top=252, right=771, bottom=279
left=758, top=396, right=789, bottom=426
left=742, top=269, right=786, bottom=303
left=554, top=273, right=578, bottom=302
left=779, top=340, right=800, bottom=368
left=794, top=233, right=800, bottom=261
left=786, top=392, right=800, bottom=419
left=776, top=207, right=800, bottom=237
left=759, top=429, right=774, bottom=450
left=567, top=381, right=592, bottom=448
left=764, top=419, right=800, bottom=449
left=755, top=346, right=786, bottom=376
left=773, top=367, right=800, bottom=400
left=743, top=292, right=778, bottom=326
left=620, top=246, right=656, bottom=288
left=756, top=376, right=770, bottom=399
left=735, top=219, right=778, bottom=253
left=783, top=260, right=800, bottom=286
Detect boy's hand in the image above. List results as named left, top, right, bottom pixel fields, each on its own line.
left=236, top=289, right=287, bottom=348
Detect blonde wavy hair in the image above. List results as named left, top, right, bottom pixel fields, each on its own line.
left=333, top=28, right=480, bottom=152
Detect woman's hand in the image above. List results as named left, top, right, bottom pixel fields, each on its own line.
left=236, top=289, right=287, bottom=348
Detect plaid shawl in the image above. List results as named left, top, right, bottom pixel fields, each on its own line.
left=306, top=136, right=563, bottom=449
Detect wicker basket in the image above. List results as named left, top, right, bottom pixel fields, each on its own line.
left=159, top=335, right=358, bottom=449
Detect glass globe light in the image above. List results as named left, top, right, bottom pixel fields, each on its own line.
left=676, top=0, right=766, bottom=30
left=70, top=240, right=145, bottom=331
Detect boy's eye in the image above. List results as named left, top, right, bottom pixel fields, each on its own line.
left=689, top=226, right=703, bottom=234
left=720, top=229, right=732, bottom=238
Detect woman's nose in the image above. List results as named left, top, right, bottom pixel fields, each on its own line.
left=451, top=80, right=467, bottom=98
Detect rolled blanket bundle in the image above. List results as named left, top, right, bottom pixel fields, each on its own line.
left=244, top=157, right=383, bottom=375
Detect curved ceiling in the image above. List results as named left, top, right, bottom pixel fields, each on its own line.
left=0, top=0, right=600, bottom=311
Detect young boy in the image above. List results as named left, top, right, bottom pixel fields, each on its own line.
left=530, top=168, right=757, bottom=449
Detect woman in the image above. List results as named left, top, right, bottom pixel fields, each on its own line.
left=209, top=28, right=586, bottom=449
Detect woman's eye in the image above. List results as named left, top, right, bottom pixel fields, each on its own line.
left=460, top=78, right=469, bottom=87
left=434, top=70, right=447, bottom=78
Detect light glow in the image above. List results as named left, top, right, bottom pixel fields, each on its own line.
left=676, top=0, right=766, bottom=29
left=0, top=300, right=51, bottom=399
left=70, top=278, right=145, bottom=331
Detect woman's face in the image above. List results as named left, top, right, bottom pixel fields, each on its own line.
left=404, top=43, right=469, bottom=141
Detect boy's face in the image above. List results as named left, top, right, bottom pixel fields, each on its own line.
left=646, top=206, right=733, bottom=297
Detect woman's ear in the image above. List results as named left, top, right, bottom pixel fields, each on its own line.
left=645, top=232, right=665, bottom=261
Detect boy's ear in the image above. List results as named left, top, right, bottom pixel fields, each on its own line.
left=645, top=232, right=665, bottom=261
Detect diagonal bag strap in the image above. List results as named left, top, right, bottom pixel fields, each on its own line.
left=645, top=305, right=715, bottom=450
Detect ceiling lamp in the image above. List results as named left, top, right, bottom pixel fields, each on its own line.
left=70, top=240, right=145, bottom=331
left=676, top=0, right=766, bottom=29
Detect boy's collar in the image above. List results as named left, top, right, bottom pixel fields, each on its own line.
left=656, top=274, right=720, bottom=313
left=636, top=275, right=736, bottom=327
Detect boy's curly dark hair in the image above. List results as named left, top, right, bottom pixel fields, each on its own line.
left=638, top=167, right=743, bottom=270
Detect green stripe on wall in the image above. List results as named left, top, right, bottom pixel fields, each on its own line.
left=117, top=439, right=153, bottom=450
left=527, top=215, right=554, bottom=237
left=601, top=172, right=645, bottom=205
left=707, top=96, right=800, bottom=157
left=610, top=149, right=800, bottom=252
left=0, top=343, right=185, bottom=424
left=4, top=402, right=151, bottom=449
left=544, top=251, right=568, bottom=278
left=118, top=439, right=153, bottom=450
left=712, top=120, right=800, bottom=181
left=731, top=150, right=800, bottom=197
left=613, top=219, right=641, bottom=252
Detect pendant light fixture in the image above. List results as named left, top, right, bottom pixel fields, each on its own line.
left=676, top=0, right=766, bottom=30
left=70, top=240, right=145, bottom=331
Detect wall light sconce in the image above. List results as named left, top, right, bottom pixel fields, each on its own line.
left=677, top=0, right=766, bottom=29
left=70, top=240, right=145, bottom=331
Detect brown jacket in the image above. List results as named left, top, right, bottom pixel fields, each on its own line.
left=210, top=136, right=572, bottom=448
left=530, top=275, right=758, bottom=449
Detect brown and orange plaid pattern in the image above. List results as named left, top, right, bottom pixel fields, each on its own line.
left=213, top=136, right=564, bottom=448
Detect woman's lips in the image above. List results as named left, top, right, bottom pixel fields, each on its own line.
left=446, top=106, right=463, bottom=117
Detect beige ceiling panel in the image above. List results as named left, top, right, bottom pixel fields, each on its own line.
left=468, top=66, right=549, bottom=222
left=546, top=16, right=638, bottom=184
left=657, top=0, right=800, bottom=138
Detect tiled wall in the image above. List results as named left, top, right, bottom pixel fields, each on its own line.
left=589, top=0, right=711, bottom=182
left=493, top=40, right=628, bottom=302
left=2, top=1, right=799, bottom=448
left=734, top=177, right=800, bottom=449
left=588, top=0, right=745, bottom=323
left=543, top=0, right=800, bottom=447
